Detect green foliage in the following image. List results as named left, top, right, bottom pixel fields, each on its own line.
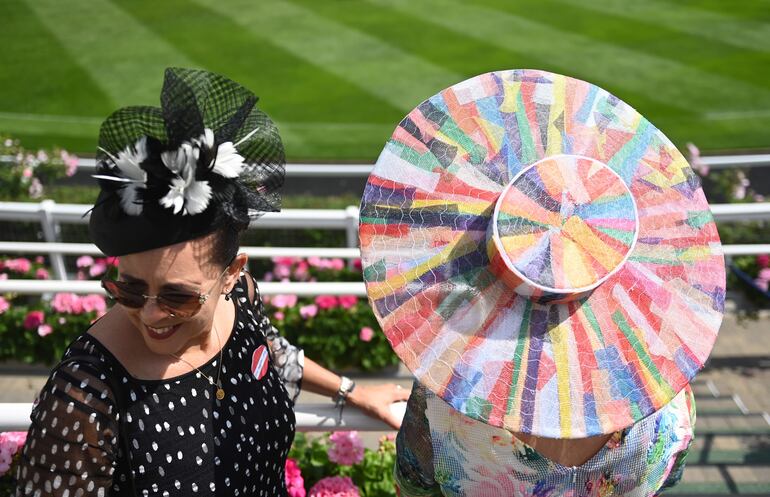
left=0, top=136, right=78, bottom=201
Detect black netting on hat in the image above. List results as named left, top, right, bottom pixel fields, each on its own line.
left=89, top=67, right=285, bottom=256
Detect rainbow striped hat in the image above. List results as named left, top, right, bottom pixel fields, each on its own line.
left=359, top=70, right=725, bottom=438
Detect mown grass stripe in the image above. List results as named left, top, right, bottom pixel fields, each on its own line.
left=554, top=0, right=770, bottom=53
left=191, top=0, right=462, bottom=112
left=0, top=0, right=114, bottom=117
left=367, top=0, right=770, bottom=115
left=23, top=0, right=195, bottom=106
left=113, top=0, right=403, bottom=127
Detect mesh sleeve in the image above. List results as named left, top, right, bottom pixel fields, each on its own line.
left=394, top=382, right=443, bottom=497
left=14, top=359, right=119, bottom=496
left=244, top=271, right=304, bottom=403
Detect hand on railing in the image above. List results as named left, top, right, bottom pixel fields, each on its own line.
left=346, top=383, right=411, bottom=430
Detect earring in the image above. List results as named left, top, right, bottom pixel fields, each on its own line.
left=224, top=292, right=231, bottom=301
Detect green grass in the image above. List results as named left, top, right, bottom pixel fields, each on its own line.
left=2, top=0, right=769, bottom=160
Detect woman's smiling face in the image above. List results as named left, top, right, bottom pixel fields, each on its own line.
left=116, top=233, right=240, bottom=357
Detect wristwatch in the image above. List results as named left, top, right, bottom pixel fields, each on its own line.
left=333, top=375, right=356, bottom=406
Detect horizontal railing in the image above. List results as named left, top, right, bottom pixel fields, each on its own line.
left=7, top=154, right=766, bottom=173
left=0, top=200, right=768, bottom=281
left=0, top=402, right=407, bottom=432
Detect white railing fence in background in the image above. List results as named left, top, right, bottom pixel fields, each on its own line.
left=5, top=154, right=766, bottom=173
left=0, top=402, right=407, bottom=432
left=0, top=199, right=768, bottom=282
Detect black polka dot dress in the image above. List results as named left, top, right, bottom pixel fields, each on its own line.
left=15, top=274, right=301, bottom=496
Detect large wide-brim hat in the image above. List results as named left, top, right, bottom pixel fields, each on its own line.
left=89, top=67, right=285, bottom=256
left=359, top=70, right=725, bottom=438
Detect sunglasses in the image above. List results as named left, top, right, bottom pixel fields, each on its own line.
left=101, top=264, right=232, bottom=318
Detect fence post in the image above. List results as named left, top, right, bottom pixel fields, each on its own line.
left=38, top=200, right=67, bottom=281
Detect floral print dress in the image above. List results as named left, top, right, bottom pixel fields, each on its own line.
left=395, top=382, right=695, bottom=497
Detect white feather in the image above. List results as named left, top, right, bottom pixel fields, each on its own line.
left=233, top=126, right=261, bottom=147
left=211, top=141, right=244, bottom=178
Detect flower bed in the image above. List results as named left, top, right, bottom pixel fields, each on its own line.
left=0, top=255, right=398, bottom=371
left=0, top=431, right=398, bottom=497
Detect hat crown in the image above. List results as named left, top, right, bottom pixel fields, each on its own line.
left=490, top=154, right=639, bottom=301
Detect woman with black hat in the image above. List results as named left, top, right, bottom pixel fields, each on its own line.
left=13, top=67, right=408, bottom=496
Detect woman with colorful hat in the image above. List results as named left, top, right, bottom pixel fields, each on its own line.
left=359, top=70, right=725, bottom=496
left=13, top=67, right=408, bottom=496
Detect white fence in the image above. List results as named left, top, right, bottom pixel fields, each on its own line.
left=0, top=402, right=407, bottom=432
left=0, top=199, right=768, bottom=283
left=26, top=153, right=770, bottom=173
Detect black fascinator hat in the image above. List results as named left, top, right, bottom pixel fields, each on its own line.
left=88, top=67, right=285, bottom=256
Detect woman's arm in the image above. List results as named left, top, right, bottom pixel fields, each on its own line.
left=14, top=359, right=118, bottom=496
left=301, top=358, right=409, bottom=429
left=243, top=271, right=409, bottom=428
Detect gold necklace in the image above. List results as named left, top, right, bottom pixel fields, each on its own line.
left=171, top=323, right=225, bottom=400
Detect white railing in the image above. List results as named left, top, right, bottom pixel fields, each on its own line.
left=0, top=402, right=407, bottom=432
left=1, top=200, right=769, bottom=281
left=8, top=154, right=767, bottom=173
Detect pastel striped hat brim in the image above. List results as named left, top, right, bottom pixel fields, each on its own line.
left=359, top=70, right=725, bottom=438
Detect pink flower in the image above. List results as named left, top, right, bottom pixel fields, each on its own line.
left=35, top=268, right=50, bottom=280
left=352, top=258, right=362, bottom=271
left=285, top=458, right=306, bottom=497
left=80, top=294, right=107, bottom=314
left=271, top=294, right=298, bottom=309
left=293, top=261, right=310, bottom=281
left=4, top=258, right=31, bottom=273
left=299, top=304, right=318, bottom=319
left=327, top=431, right=365, bottom=466
left=107, top=257, right=120, bottom=267
left=308, top=476, right=360, bottom=497
left=0, top=274, right=7, bottom=280
left=687, top=143, right=709, bottom=176
left=22, top=167, right=33, bottom=178
left=35, top=256, right=45, bottom=264
left=756, top=278, right=769, bottom=292
left=60, top=151, right=79, bottom=176
left=758, top=268, right=770, bottom=282
left=37, top=324, right=53, bottom=337
left=28, top=178, right=43, bottom=199
left=89, top=260, right=108, bottom=277
left=272, top=256, right=298, bottom=267
left=329, top=258, right=345, bottom=271
left=23, top=310, right=45, bottom=330
left=58, top=317, right=67, bottom=325
left=359, top=327, right=374, bottom=342
left=51, top=293, right=83, bottom=314
left=338, top=295, right=358, bottom=309
left=307, top=256, right=323, bottom=268
left=274, top=263, right=292, bottom=280
left=273, top=311, right=285, bottom=321
left=0, top=297, right=9, bottom=314
left=0, top=431, right=27, bottom=476
left=263, top=272, right=274, bottom=282
left=757, top=254, right=770, bottom=269
left=315, top=295, right=338, bottom=310
left=76, top=255, right=94, bottom=268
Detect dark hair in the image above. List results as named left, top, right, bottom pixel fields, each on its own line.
left=211, top=224, right=243, bottom=268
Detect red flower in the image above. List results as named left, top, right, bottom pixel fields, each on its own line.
left=338, top=295, right=358, bottom=309
left=314, top=295, right=338, bottom=310
left=23, top=311, right=45, bottom=330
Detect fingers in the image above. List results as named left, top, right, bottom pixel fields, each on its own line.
left=380, top=409, right=402, bottom=430
left=394, top=384, right=410, bottom=402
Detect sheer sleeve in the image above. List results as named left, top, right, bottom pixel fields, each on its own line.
left=14, top=357, right=119, bottom=496
left=394, top=381, right=442, bottom=497
left=242, top=271, right=304, bottom=403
